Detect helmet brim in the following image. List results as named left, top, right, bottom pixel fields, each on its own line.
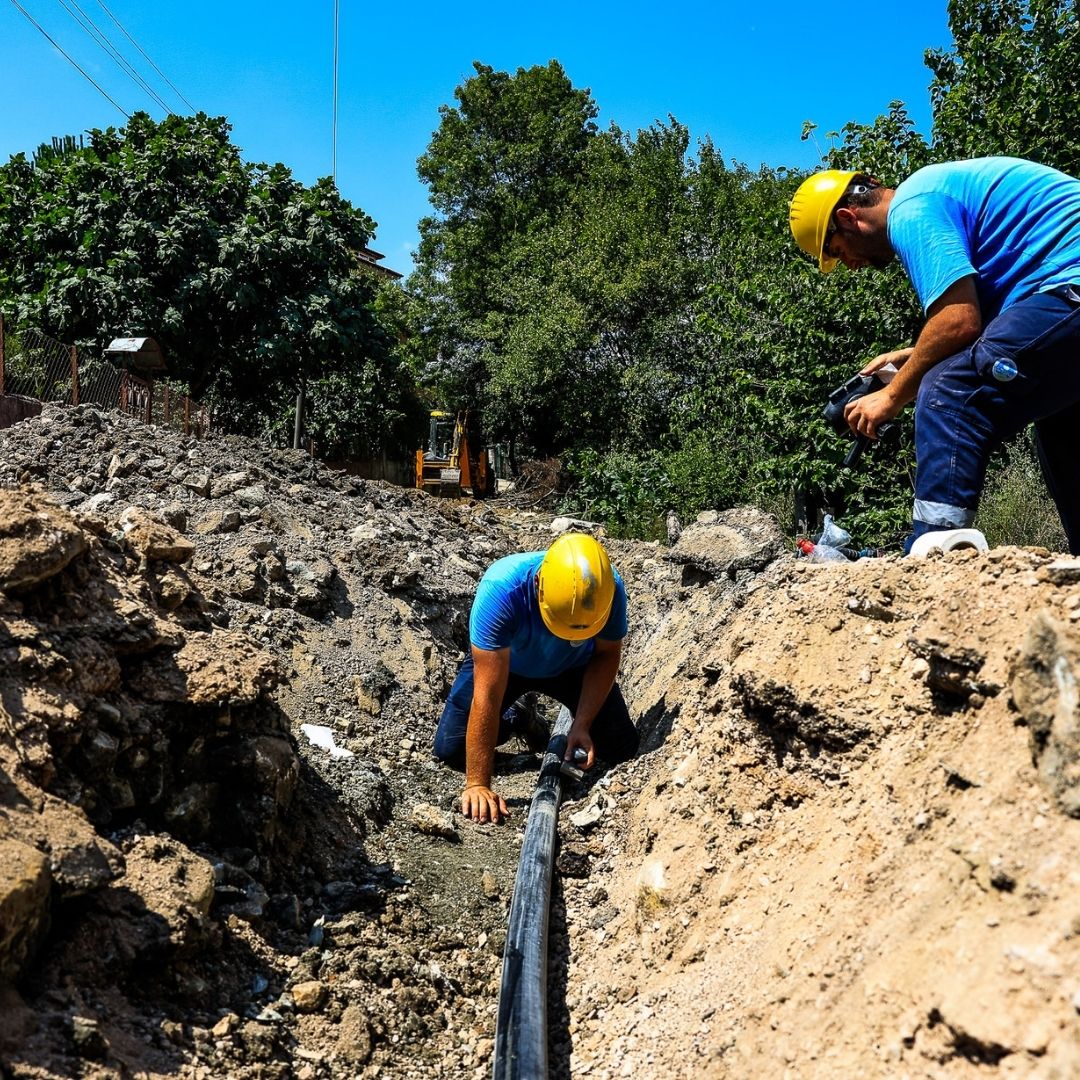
left=539, top=603, right=612, bottom=641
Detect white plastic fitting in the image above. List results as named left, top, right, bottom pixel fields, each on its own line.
left=908, top=528, right=989, bottom=557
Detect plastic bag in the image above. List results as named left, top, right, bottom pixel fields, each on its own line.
left=805, top=543, right=848, bottom=563
left=816, top=514, right=852, bottom=549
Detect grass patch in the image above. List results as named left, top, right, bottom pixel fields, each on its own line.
left=975, top=433, right=1068, bottom=552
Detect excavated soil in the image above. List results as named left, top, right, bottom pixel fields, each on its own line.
left=0, top=403, right=1078, bottom=1080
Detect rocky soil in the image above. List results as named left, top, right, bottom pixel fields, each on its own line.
left=0, top=403, right=1077, bottom=1079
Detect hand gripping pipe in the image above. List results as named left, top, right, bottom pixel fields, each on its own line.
left=492, top=707, right=576, bottom=1080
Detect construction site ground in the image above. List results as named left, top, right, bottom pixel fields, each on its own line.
left=0, top=403, right=1078, bottom=1080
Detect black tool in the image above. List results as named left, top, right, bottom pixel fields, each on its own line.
left=823, top=372, right=901, bottom=468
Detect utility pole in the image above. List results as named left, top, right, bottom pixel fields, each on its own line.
left=293, top=376, right=306, bottom=450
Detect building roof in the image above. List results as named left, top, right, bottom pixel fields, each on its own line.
left=357, top=245, right=403, bottom=280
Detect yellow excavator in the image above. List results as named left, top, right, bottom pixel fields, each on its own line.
left=415, top=410, right=495, bottom=497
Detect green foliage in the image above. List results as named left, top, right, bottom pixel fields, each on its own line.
left=409, top=59, right=599, bottom=415
left=1, top=329, right=59, bottom=400
left=404, top=12, right=1079, bottom=544
left=559, top=448, right=670, bottom=541
left=301, top=358, right=425, bottom=459
left=417, top=60, right=597, bottom=274
left=660, top=427, right=796, bottom=538
left=482, top=119, right=704, bottom=451
left=826, top=101, right=933, bottom=181
left=404, top=61, right=930, bottom=542
left=928, top=0, right=1080, bottom=170
left=31, top=134, right=85, bottom=169
left=976, top=435, right=1068, bottom=550
left=0, top=112, right=405, bottom=455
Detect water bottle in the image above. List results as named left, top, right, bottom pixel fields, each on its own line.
left=991, top=358, right=1018, bottom=382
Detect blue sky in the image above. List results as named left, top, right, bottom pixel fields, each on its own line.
left=2, top=1, right=953, bottom=276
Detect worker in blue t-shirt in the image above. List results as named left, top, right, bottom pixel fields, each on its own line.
left=433, top=532, right=638, bottom=823
left=789, top=157, right=1080, bottom=553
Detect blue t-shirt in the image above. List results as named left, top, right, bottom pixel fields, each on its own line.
left=469, top=551, right=628, bottom=678
left=887, top=157, right=1080, bottom=319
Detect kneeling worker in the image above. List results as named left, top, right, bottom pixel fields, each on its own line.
left=433, top=533, right=639, bottom=823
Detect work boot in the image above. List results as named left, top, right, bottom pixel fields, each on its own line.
left=507, top=694, right=552, bottom=755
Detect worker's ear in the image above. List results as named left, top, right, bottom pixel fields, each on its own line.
left=834, top=206, right=859, bottom=232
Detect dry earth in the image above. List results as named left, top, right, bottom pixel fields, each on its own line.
left=0, top=403, right=1077, bottom=1080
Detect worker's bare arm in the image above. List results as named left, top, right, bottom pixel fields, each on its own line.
left=461, top=646, right=511, bottom=823
left=846, top=277, right=982, bottom=438
left=565, top=638, right=622, bottom=769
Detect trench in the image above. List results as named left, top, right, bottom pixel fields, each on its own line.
left=493, top=708, right=576, bottom=1080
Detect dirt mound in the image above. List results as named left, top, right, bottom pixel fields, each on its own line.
left=562, top=546, right=1080, bottom=1078
left=0, top=405, right=560, bottom=1079
left=0, top=403, right=1078, bottom=1079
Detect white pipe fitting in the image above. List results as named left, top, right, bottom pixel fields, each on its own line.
left=908, top=528, right=989, bottom=557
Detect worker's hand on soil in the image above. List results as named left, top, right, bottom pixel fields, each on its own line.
left=565, top=731, right=595, bottom=770
left=844, top=387, right=900, bottom=440
left=859, top=347, right=913, bottom=375
left=461, top=784, right=509, bottom=823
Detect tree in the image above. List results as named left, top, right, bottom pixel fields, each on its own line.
left=408, top=61, right=600, bottom=421
left=409, top=74, right=710, bottom=456
left=480, top=119, right=704, bottom=453
left=416, top=60, right=598, bottom=310
left=826, top=100, right=933, bottom=182
left=402, top=11, right=1080, bottom=542
left=0, top=112, right=405, bottom=454
left=927, top=0, right=1080, bottom=170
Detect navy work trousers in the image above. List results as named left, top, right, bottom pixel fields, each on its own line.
left=432, top=652, right=639, bottom=768
left=909, top=284, right=1080, bottom=553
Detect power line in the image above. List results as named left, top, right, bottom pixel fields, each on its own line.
left=332, top=0, right=339, bottom=181
left=92, top=0, right=196, bottom=113
left=54, top=0, right=173, bottom=113
left=9, top=0, right=129, bottom=118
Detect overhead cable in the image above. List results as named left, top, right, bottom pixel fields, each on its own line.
left=54, top=0, right=173, bottom=113
left=92, top=0, right=196, bottom=113
left=8, top=0, right=130, bottom=118
left=332, top=0, right=339, bottom=180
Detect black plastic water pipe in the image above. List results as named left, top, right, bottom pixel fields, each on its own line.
left=492, top=707, right=576, bottom=1079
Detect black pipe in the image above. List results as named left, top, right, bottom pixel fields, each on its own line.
left=493, top=707, right=574, bottom=1080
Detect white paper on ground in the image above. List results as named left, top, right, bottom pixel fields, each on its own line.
left=300, top=723, right=354, bottom=758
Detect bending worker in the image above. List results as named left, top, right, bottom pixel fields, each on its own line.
left=433, top=532, right=639, bottom=823
left=790, top=157, right=1080, bottom=553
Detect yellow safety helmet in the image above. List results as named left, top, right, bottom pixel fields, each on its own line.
left=789, top=169, right=858, bottom=273
left=537, top=533, right=615, bottom=641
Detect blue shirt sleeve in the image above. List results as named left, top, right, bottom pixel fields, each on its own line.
left=598, top=571, right=628, bottom=641
left=888, top=192, right=976, bottom=312
left=469, top=568, right=518, bottom=651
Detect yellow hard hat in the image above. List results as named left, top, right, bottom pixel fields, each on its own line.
left=537, top=533, right=615, bottom=641
left=789, top=169, right=858, bottom=273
